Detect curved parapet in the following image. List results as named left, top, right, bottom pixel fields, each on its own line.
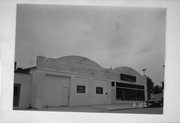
left=36, top=56, right=145, bottom=80
left=112, top=66, right=146, bottom=87
left=55, top=55, right=103, bottom=71
left=36, top=55, right=104, bottom=74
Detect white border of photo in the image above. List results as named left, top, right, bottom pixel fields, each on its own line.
left=1, top=0, right=180, bottom=122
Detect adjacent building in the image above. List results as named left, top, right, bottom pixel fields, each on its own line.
left=14, top=56, right=147, bottom=109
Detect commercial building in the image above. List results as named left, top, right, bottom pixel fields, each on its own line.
left=13, top=56, right=147, bottom=109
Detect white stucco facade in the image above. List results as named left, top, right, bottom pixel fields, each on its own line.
left=14, top=56, right=147, bottom=109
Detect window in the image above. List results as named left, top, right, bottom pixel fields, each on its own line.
left=111, top=81, right=115, bottom=87
left=96, top=87, right=103, bottom=94
left=116, top=82, right=145, bottom=101
left=116, top=88, right=145, bottom=101
left=116, top=82, right=144, bottom=89
left=120, top=74, right=136, bottom=82
left=77, top=85, right=85, bottom=93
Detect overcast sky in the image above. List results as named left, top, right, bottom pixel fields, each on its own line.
left=15, top=4, right=166, bottom=85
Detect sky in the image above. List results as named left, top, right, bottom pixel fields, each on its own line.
left=15, top=4, right=166, bottom=85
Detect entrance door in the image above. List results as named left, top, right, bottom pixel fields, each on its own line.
left=13, top=84, right=21, bottom=107
left=91, top=80, right=109, bottom=105
left=111, top=89, right=116, bottom=104
left=61, top=87, right=69, bottom=106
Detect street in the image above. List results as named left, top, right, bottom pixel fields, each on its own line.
left=25, top=105, right=163, bottom=114
left=109, top=107, right=163, bottom=114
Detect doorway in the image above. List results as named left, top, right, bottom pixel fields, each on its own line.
left=13, top=84, right=21, bottom=107
left=61, top=87, right=69, bottom=106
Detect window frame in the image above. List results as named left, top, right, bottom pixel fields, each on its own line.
left=120, top=74, right=136, bottom=82
left=96, top=87, right=103, bottom=94
left=77, top=85, right=86, bottom=93
left=111, top=81, right=115, bottom=87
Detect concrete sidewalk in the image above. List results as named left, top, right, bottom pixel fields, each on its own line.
left=92, top=104, right=138, bottom=111
left=34, top=103, right=144, bottom=112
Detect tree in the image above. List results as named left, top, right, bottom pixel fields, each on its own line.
left=146, top=77, right=154, bottom=99
left=161, top=81, right=164, bottom=91
left=153, top=85, right=163, bottom=94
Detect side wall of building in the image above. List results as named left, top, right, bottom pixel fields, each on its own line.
left=14, top=73, right=32, bottom=108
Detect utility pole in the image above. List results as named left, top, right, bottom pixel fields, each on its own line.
left=142, top=68, right=148, bottom=101
left=162, top=65, right=165, bottom=92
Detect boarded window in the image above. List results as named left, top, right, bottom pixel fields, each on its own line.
left=96, top=87, right=103, bottom=94
left=77, top=85, right=85, bottom=93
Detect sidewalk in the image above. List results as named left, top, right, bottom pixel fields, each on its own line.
left=35, top=103, right=144, bottom=112
left=92, top=104, right=138, bottom=111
